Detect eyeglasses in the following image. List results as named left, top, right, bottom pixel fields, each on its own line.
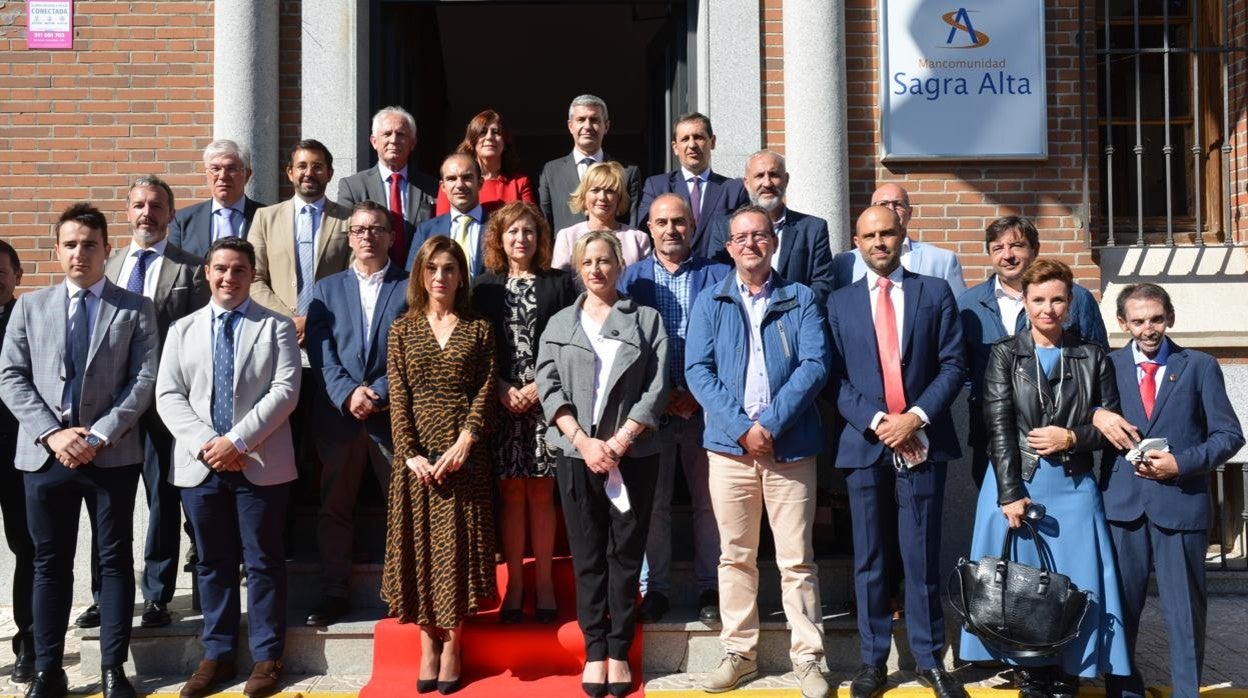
left=207, top=165, right=245, bottom=178
left=349, top=226, right=391, bottom=238
left=728, top=232, right=774, bottom=246
left=872, top=199, right=909, bottom=211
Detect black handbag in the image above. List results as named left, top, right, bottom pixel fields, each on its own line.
left=948, top=518, right=1090, bottom=658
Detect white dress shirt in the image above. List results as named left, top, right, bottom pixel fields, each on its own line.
left=577, top=305, right=623, bottom=427
left=353, top=260, right=390, bottom=345
left=993, top=275, right=1026, bottom=336
left=866, top=266, right=931, bottom=429
left=573, top=148, right=605, bottom=180
left=769, top=209, right=789, bottom=272
left=116, top=238, right=169, bottom=299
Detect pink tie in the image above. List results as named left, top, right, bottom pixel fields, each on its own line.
left=875, top=277, right=907, bottom=414
left=1140, top=362, right=1159, bottom=420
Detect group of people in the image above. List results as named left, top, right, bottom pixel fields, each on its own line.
left=0, top=93, right=1241, bottom=698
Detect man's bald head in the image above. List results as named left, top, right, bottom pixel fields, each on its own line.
left=870, top=183, right=912, bottom=233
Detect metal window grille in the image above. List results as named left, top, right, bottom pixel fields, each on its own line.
left=1080, top=0, right=1248, bottom=247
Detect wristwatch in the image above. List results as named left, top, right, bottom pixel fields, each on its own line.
left=85, top=434, right=103, bottom=449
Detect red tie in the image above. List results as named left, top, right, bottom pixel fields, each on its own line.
left=1139, top=362, right=1159, bottom=420
left=874, top=277, right=907, bottom=414
left=388, top=173, right=407, bottom=265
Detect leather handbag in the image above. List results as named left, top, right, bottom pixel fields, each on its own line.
left=948, top=519, right=1090, bottom=658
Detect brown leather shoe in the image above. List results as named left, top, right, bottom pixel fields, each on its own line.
left=180, top=659, right=237, bottom=698
left=243, top=659, right=283, bottom=698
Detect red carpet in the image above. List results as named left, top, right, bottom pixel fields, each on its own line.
left=361, top=557, right=645, bottom=697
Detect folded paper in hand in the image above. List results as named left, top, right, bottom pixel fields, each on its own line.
left=893, top=428, right=930, bottom=469
left=1125, top=437, right=1170, bottom=464
left=606, top=467, right=631, bottom=513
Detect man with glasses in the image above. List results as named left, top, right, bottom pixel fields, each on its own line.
left=170, top=139, right=268, bottom=260
left=831, top=183, right=966, bottom=298
left=686, top=205, right=831, bottom=697
left=302, top=201, right=409, bottom=626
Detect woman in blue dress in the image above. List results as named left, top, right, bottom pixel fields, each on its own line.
left=958, top=259, right=1131, bottom=697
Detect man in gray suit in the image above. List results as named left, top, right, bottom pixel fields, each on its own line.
left=337, top=106, right=439, bottom=268
left=538, top=94, right=642, bottom=232
left=95, top=175, right=209, bottom=629
left=156, top=236, right=301, bottom=698
left=0, top=203, right=159, bottom=698
left=169, top=139, right=267, bottom=260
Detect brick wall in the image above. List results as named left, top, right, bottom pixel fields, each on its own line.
left=277, top=0, right=301, bottom=203
left=1231, top=0, right=1248, bottom=244
left=0, top=0, right=214, bottom=289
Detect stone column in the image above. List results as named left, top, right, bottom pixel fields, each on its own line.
left=301, top=0, right=370, bottom=202
left=701, top=0, right=762, bottom=178
left=783, top=0, right=850, bottom=251
left=214, top=0, right=280, bottom=204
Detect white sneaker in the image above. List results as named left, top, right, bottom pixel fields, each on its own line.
left=794, top=660, right=831, bottom=698
left=702, top=653, right=759, bottom=693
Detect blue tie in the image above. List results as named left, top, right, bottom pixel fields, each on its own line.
left=296, top=204, right=317, bottom=315
left=66, top=288, right=90, bottom=426
left=126, top=249, right=153, bottom=295
left=212, top=310, right=237, bottom=435
left=214, top=208, right=238, bottom=241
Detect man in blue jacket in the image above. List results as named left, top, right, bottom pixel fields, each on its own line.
left=686, top=205, right=830, bottom=698
left=1095, top=283, right=1244, bottom=698
left=958, top=215, right=1107, bottom=487
left=620, top=193, right=731, bottom=625
left=304, top=200, right=409, bottom=626
left=827, top=205, right=966, bottom=698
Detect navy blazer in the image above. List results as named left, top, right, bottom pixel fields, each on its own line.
left=958, top=277, right=1108, bottom=450
left=637, top=171, right=749, bottom=258
left=168, top=196, right=266, bottom=260
left=471, top=268, right=578, bottom=383
left=1100, top=339, right=1245, bottom=531
left=709, top=208, right=835, bottom=304
left=305, top=263, right=410, bottom=449
left=405, top=210, right=490, bottom=278
left=827, top=270, right=966, bottom=468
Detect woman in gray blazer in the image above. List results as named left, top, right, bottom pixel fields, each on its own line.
left=536, top=230, right=669, bottom=697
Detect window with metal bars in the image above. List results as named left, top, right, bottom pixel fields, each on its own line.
left=1082, top=0, right=1246, bottom=247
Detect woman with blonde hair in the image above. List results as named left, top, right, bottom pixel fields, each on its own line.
left=550, top=162, right=651, bottom=272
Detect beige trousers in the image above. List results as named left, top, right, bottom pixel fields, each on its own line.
left=706, top=451, right=823, bottom=664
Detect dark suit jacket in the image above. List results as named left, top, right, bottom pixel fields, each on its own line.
left=406, top=210, right=491, bottom=278
left=104, top=242, right=210, bottom=344
left=827, top=270, right=966, bottom=468
left=0, top=299, right=16, bottom=436
left=306, top=263, right=410, bottom=449
left=636, top=170, right=749, bottom=257
left=168, top=197, right=265, bottom=260
left=337, top=165, right=438, bottom=230
left=472, top=269, right=578, bottom=384
left=538, top=152, right=641, bottom=233
left=709, top=208, right=835, bottom=304
left=1100, top=339, right=1245, bottom=530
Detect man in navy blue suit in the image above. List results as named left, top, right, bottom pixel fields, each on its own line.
left=169, top=139, right=267, bottom=260
left=707, top=150, right=835, bottom=303
left=406, top=153, right=488, bottom=280
left=619, top=193, right=731, bottom=625
left=959, top=215, right=1107, bottom=488
left=826, top=205, right=966, bottom=698
left=304, top=200, right=409, bottom=627
left=636, top=113, right=748, bottom=258
left=1094, top=283, right=1243, bottom=698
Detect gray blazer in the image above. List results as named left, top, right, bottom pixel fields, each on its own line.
left=536, top=295, right=669, bottom=458
left=0, top=281, right=159, bottom=470
left=337, top=165, right=438, bottom=229
left=156, top=301, right=302, bottom=487
left=104, top=241, right=210, bottom=344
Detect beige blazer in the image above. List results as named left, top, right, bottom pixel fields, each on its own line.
left=248, top=198, right=352, bottom=316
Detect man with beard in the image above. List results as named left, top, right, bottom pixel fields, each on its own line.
left=619, top=193, right=730, bottom=624
left=708, top=150, right=835, bottom=303
left=83, top=176, right=208, bottom=630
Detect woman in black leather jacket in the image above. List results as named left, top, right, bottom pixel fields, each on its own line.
left=956, top=259, right=1131, bottom=697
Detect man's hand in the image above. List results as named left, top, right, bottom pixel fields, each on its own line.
left=347, top=386, right=382, bottom=420
left=737, top=423, right=773, bottom=459
left=292, top=315, right=307, bottom=347
left=1027, top=426, right=1070, bottom=456
left=1092, top=409, right=1140, bottom=451
left=47, top=427, right=96, bottom=469
left=200, top=437, right=244, bottom=472
left=1134, top=449, right=1179, bottom=480
left=895, top=434, right=927, bottom=465
left=875, top=413, right=922, bottom=450
left=664, top=389, right=699, bottom=420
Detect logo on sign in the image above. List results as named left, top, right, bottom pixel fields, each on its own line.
left=943, top=8, right=990, bottom=48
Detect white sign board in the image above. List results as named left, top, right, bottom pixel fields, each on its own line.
left=880, top=1, right=1047, bottom=160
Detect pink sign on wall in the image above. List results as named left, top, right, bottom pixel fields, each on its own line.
left=26, top=0, right=74, bottom=50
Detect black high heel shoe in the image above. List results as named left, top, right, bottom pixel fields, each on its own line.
left=582, top=662, right=607, bottom=698
left=437, top=677, right=461, bottom=694
left=417, top=678, right=438, bottom=694
left=607, top=679, right=632, bottom=696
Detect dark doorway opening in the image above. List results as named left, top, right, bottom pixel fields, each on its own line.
left=372, top=1, right=689, bottom=183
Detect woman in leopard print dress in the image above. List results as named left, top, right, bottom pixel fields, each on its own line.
left=383, top=235, right=497, bottom=693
